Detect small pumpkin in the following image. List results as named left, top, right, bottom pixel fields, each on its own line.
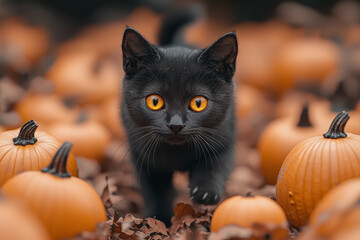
left=310, top=178, right=360, bottom=225
left=0, top=120, right=78, bottom=185
left=2, top=142, right=107, bottom=240
left=211, top=193, right=287, bottom=232
left=47, top=113, right=111, bottom=161
left=259, top=103, right=322, bottom=185
left=0, top=193, right=50, bottom=240
left=15, top=94, right=78, bottom=127
left=276, top=111, right=360, bottom=228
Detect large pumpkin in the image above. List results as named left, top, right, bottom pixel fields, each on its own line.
left=299, top=196, right=360, bottom=240
left=0, top=18, right=49, bottom=71
left=310, top=178, right=360, bottom=225
left=0, top=120, right=78, bottom=185
left=259, top=104, right=322, bottom=184
left=0, top=193, right=50, bottom=240
left=2, top=142, right=107, bottom=240
left=46, top=51, right=121, bottom=104
left=211, top=194, right=287, bottom=232
left=276, top=111, right=360, bottom=227
left=274, top=38, right=340, bottom=87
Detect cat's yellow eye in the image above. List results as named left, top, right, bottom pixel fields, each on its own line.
left=146, top=94, right=164, bottom=111
left=190, top=96, right=208, bottom=112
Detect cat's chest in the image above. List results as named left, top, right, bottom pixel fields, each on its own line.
left=133, top=143, right=196, bottom=172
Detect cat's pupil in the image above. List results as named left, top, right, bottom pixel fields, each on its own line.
left=196, top=99, right=201, bottom=108
left=153, top=98, right=159, bottom=106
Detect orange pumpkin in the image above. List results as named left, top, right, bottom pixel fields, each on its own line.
left=211, top=194, right=287, bottom=232
left=235, top=84, right=273, bottom=120
left=273, top=38, right=340, bottom=88
left=0, top=193, right=50, bottom=240
left=0, top=120, right=78, bottom=185
left=2, top=142, right=107, bottom=240
left=276, top=111, right=360, bottom=227
left=259, top=104, right=322, bottom=185
left=310, top=178, right=360, bottom=225
left=15, top=94, right=78, bottom=127
left=98, top=97, right=126, bottom=140
left=47, top=114, right=111, bottom=161
left=299, top=197, right=360, bottom=240
left=0, top=18, right=50, bottom=72
left=46, top=51, right=121, bottom=104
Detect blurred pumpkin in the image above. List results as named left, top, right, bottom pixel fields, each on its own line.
left=2, top=142, right=107, bottom=240
left=15, top=94, right=78, bottom=127
left=259, top=103, right=322, bottom=185
left=276, top=111, right=360, bottom=227
left=0, top=18, right=50, bottom=72
left=299, top=197, right=360, bottom=240
left=235, top=84, right=273, bottom=120
left=99, top=97, right=126, bottom=140
left=46, top=51, right=121, bottom=104
left=273, top=38, right=340, bottom=89
left=234, top=21, right=303, bottom=97
left=184, top=18, right=229, bottom=48
left=211, top=194, right=287, bottom=232
left=310, top=178, right=360, bottom=225
left=47, top=113, right=111, bottom=161
left=0, top=120, right=78, bottom=185
left=0, top=193, right=50, bottom=240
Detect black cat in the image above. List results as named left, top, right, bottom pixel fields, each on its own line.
left=121, top=27, right=237, bottom=226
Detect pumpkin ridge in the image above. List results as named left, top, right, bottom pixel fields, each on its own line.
left=284, top=139, right=314, bottom=224
left=13, top=120, right=39, bottom=146
left=346, top=140, right=360, bottom=176
left=306, top=139, right=323, bottom=219
left=316, top=140, right=326, bottom=208
left=1, top=148, right=14, bottom=183
left=297, top=139, right=320, bottom=224
left=10, top=147, right=18, bottom=178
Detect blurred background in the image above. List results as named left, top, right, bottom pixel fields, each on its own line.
left=1, top=0, right=360, bottom=224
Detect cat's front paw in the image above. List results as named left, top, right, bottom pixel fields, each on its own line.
left=190, top=186, right=222, bottom=205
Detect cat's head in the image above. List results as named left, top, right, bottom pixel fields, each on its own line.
left=121, top=27, right=237, bottom=145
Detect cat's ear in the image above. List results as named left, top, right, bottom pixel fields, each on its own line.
left=197, top=32, right=238, bottom=80
left=122, top=27, right=160, bottom=75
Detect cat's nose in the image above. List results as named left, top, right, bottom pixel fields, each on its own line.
left=168, top=114, right=184, bottom=133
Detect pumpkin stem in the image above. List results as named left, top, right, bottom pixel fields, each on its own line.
left=41, top=142, right=72, bottom=178
left=323, top=111, right=350, bottom=139
left=297, top=103, right=312, bottom=128
left=13, top=120, right=38, bottom=146
left=76, top=111, right=88, bottom=124
left=245, top=190, right=253, bottom=197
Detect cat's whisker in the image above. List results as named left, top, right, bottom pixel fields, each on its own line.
left=199, top=132, right=226, bottom=170
left=137, top=133, right=158, bottom=179
left=200, top=131, right=227, bottom=151
left=151, top=134, right=161, bottom=166
left=196, top=134, right=216, bottom=170
left=143, top=134, right=160, bottom=176
left=193, top=134, right=210, bottom=176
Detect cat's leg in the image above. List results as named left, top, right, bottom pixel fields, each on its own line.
left=189, top=147, right=234, bottom=205
left=138, top=169, right=175, bottom=226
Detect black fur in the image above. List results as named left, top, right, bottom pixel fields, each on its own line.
left=121, top=27, right=237, bottom=226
